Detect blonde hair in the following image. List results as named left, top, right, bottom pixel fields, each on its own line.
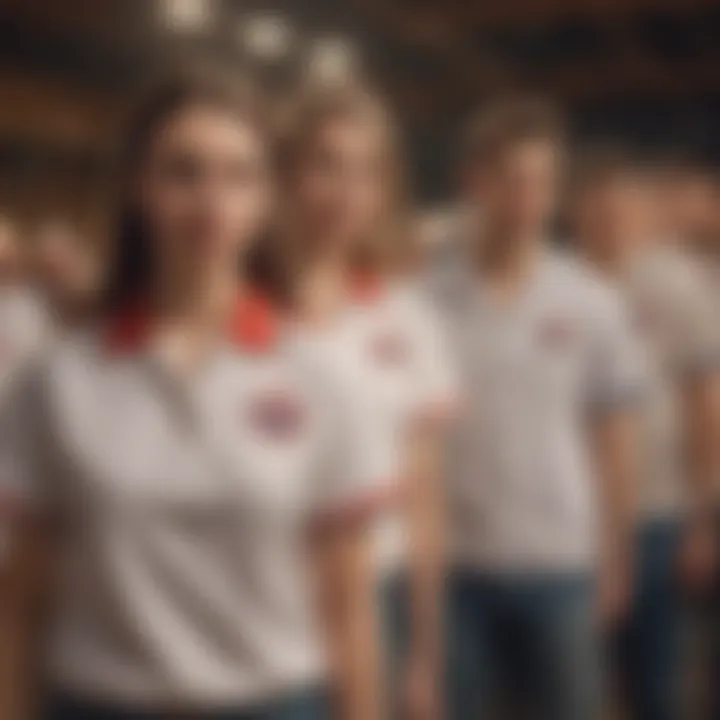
left=274, top=83, right=414, bottom=283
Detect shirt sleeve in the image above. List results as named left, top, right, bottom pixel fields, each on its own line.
left=666, top=268, right=720, bottom=377
left=311, top=368, right=397, bottom=525
left=586, top=287, right=646, bottom=412
left=406, top=292, right=460, bottom=425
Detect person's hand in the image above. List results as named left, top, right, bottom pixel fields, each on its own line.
left=401, top=652, right=441, bottom=720
left=677, top=518, right=716, bottom=597
left=597, top=556, right=633, bottom=628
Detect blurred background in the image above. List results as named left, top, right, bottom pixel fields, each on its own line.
left=0, top=0, right=719, bottom=228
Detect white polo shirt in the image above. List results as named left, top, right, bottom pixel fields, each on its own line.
left=290, top=277, right=458, bottom=574
left=426, top=249, right=643, bottom=571
left=0, top=294, right=393, bottom=709
left=620, top=246, right=720, bottom=516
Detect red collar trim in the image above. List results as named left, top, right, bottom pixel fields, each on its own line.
left=105, top=291, right=279, bottom=355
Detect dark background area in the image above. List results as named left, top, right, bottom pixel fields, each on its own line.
left=0, top=0, right=719, bottom=217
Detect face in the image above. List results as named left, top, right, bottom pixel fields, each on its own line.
left=574, top=174, right=652, bottom=260
left=138, top=104, right=270, bottom=283
left=292, top=115, right=390, bottom=256
left=470, top=139, right=560, bottom=240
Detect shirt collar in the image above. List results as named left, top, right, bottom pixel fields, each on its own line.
left=105, top=291, right=278, bottom=355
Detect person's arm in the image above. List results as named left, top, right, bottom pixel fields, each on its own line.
left=586, top=286, right=643, bottom=626
left=666, top=265, right=720, bottom=594
left=591, top=408, right=639, bottom=625
left=306, top=362, right=397, bottom=720
left=402, top=426, right=445, bottom=720
left=0, top=516, right=55, bottom=720
left=679, top=370, right=720, bottom=592
left=311, top=522, right=382, bottom=720
left=402, top=291, right=458, bottom=720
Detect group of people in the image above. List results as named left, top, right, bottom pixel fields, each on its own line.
left=0, top=61, right=717, bottom=720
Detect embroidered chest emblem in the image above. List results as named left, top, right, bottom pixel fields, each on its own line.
left=370, top=329, right=411, bottom=367
left=536, top=316, right=578, bottom=349
left=247, top=390, right=306, bottom=440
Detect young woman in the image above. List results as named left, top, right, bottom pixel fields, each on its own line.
left=270, top=85, right=457, bottom=720
left=0, top=65, right=390, bottom=720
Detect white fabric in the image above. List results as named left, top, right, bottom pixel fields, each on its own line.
left=290, top=281, right=458, bottom=574
left=426, top=249, right=644, bottom=571
left=0, top=326, right=392, bottom=708
left=621, top=246, right=720, bottom=516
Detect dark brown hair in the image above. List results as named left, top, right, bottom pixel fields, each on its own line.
left=102, top=62, right=268, bottom=314
left=461, top=95, right=566, bottom=170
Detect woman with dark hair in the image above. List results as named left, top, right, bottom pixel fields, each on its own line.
left=274, top=84, right=458, bottom=720
left=0, top=64, right=389, bottom=720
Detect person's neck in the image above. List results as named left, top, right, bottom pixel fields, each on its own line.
left=592, top=233, right=651, bottom=280
left=296, top=252, right=349, bottom=327
left=476, top=227, right=543, bottom=287
left=155, top=264, right=240, bottom=340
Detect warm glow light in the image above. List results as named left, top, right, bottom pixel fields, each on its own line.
left=158, top=0, right=214, bottom=32
left=240, top=13, right=294, bottom=61
left=307, top=38, right=358, bottom=85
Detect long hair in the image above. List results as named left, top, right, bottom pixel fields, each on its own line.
left=102, top=62, right=268, bottom=315
left=252, top=82, right=414, bottom=306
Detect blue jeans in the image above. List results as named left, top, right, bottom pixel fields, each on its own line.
left=613, top=519, right=682, bottom=720
left=45, top=690, right=327, bottom=720
left=446, top=569, right=602, bottom=720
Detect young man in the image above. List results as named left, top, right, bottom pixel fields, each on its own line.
left=573, top=152, right=720, bottom=720
left=427, top=100, right=643, bottom=720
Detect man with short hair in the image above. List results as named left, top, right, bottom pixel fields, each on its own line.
left=428, top=99, right=643, bottom=720
left=573, top=152, right=720, bottom=720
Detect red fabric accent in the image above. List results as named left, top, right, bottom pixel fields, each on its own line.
left=313, top=482, right=404, bottom=533
left=105, top=291, right=278, bottom=355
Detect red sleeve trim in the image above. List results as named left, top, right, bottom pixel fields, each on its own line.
left=312, top=482, right=403, bottom=532
left=414, top=396, right=460, bottom=427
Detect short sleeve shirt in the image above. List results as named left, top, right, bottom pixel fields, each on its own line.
left=622, top=246, right=720, bottom=515
left=0, top=301, right=392, bottom=708
left=426, top=249, right=643, bottom=571
left=289, top=280, right=458, bottom=573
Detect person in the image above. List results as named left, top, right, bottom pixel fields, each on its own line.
left=427, top=98, right=644, bottom=720
left=573, top=150, right=720, bottom=720
left=0, top=64, right=392, bottom=720
left=0, top=215, right=49, bottom=394
left=265, top=84, right=457, bottom=719
left=0, top=214, right=50, bottom=560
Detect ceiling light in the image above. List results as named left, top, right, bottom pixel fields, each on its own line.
left=241, top=13, right=294, bottom=62
left=307, top=38, right=358, bottom=85
left=158, top=0, right=214, bottom=32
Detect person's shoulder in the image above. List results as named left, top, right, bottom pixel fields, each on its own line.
left=544, top=248, right=627, bottom=325
left=634, top=245, right=713, bottom=307
left=545, top=248, right=619, bottom=299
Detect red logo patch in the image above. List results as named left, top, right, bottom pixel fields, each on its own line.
left=633, top=304, right=662, bottom=338
left=247, top=391, right=305, bottom=440
left=370, top=330, right=410, bottom=367
left=537, top=316, right=578, bottom=349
